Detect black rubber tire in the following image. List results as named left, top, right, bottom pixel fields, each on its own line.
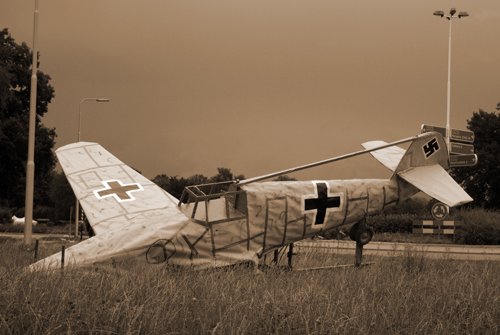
left=349, top=222, right=360, bottom=241
left=356, top=226, right=374, bottom=245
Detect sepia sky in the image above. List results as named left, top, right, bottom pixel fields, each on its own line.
left=2, top=0, right=500, bottom=181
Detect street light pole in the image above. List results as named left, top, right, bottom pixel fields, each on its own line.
left=433, top=8, right=469, bottom=153
left=74, top=97, right=110, bottom=237
left=24, top=0, right=39, bottom=246
left=446, top=16, right=452, bottom=153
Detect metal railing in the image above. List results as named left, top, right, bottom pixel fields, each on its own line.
left=178, top=181, right=247, bottom=225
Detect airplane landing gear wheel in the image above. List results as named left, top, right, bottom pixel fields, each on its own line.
left=349, top=220, right=374, bottom=245
left=356, top=228, right=374, bottom=245
left=349, top=220, right=374, bottom=267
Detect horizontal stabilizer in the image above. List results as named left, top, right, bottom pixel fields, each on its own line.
left=397, top=164, right=473, bottom=207
left=361, top=141, right=405, bottom=171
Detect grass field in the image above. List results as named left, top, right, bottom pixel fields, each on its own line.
left=0, top=239, right=498, bottom=334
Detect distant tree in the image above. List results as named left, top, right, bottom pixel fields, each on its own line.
left=209, top=167, right=245, bottom=183
left=0, top=28, right=56, bottom=209
left=151, top=174, right=170, bottom=191
left=153, top=168, right=244, bottom=199
left=48, top=171, right=74, bottom=221
left=186, top=174, right=209, bottom=186
left=152, top=174, right=189, bottom=199
left=451, top=109, right=500, bottom=209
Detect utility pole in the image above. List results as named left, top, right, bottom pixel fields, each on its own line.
left=24, top=0, right=39, bottom=246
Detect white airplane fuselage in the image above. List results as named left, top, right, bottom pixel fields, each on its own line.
left=160, top=177, right=416, bottom=267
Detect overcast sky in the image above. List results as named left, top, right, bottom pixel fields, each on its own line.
left=2, top=0, right=499, bottom=181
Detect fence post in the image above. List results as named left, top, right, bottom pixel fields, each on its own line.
left=68, top=207, right=73, bottom=238
left=287, top=243, right=294, bottom=269
left=61, top=245, right=65, bottom=270
left=33, top=239, right=39, bottom=261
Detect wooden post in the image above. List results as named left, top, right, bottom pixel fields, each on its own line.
left=33, top=239, right=39, bottom=261
left=68, top=206, right=73, bottom=238
left=355, top=242, right=363, bottom=267
left=287, top=243, right=294, bottom=269
left=61, top=245, right=65, bottom=269
left=273, top=249, right=279, bottom=264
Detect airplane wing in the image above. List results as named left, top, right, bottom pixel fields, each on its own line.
left=55, top=142, right=181, bottom=234
left=30, top=142, right=195, bottom=270
left=361, top=140, right=405, bottom=171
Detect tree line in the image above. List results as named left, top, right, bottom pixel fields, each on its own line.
left=0, top=28, right=498, bottom=224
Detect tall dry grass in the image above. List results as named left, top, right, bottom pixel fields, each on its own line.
left=0, top=239, right=498, bottom=334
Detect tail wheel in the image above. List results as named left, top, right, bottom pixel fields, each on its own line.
left=349, top=221, right=374, bottom=245
left=356, top=227, right=374, bottom=245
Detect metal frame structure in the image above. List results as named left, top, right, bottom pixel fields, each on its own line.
left=178, top=181, right=247, bottom=223
left=177, top=181, right=306, bottom=267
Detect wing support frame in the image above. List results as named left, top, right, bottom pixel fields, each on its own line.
left=238, top=134, right=428, bottom=185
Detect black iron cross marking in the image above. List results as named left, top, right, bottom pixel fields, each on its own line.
left=94, top=180, right=143, bottom=202
left=423, top=138, right=440, bottom=158
left=304, top=182, right=341, bottom=225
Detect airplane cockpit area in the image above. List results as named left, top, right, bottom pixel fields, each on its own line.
left=177, top=181, right=247, bottom=225
left=175, top=181, right=254, bottom=261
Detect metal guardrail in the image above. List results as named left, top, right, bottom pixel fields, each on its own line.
left=296, top=240, right=500, bottom=261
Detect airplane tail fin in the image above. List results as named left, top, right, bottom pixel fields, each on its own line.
left=363, top=132, right=472, bottom=207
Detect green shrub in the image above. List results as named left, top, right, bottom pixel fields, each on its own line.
left=367, top=208, right=500, bottom=245
left=33, top=205, right=53, bottom=221
left=453, top=209, right=500, bottom=245
left=0, top=207, right=12, bottom=224
left=382, top=196, right=431, bottom=216
left=14, top=207, right=24, bottom=217
left=367, top=213, right=419, bottom=233
left=0, top=223, right=48, bottom=234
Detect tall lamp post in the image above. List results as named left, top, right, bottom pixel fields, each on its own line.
left=24, top=0, right=39, bottom=246
left=433, top=8, right=469, bottom=152
left=74, top=97, right=110, bottom=237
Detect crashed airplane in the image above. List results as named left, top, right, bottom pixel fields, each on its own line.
left=30, top=131, right=472, bottom=271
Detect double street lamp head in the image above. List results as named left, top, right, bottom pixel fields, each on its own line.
left=433, top=8, right=469, bottom=20
left=433, top=10, right=445, bottom=18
